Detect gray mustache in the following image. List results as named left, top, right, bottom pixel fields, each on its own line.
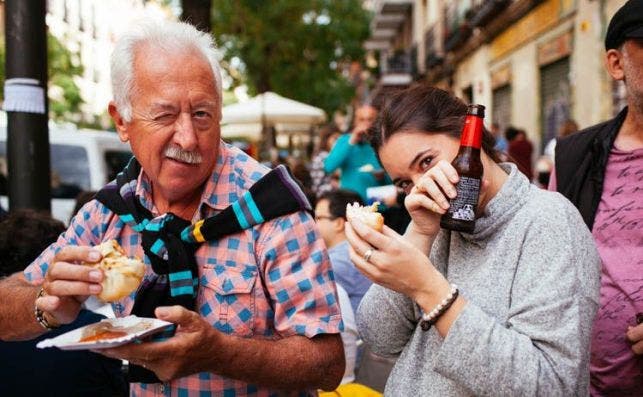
left=164, top=146, right=203, bottom=164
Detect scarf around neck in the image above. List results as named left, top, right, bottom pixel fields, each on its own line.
left=95, top=157, right=311, bottom=383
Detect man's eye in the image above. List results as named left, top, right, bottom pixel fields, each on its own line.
left=193, top=110, right=211, bottom=118
left=154, top=114, right=175, bottom=122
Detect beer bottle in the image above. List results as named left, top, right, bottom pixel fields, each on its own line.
left=440, top=104, right=485, bottom=233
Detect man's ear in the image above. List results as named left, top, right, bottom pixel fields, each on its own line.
left=606, top=48, right=625, bottom=81
left=335, top=217, right=346, bottom=233
left=108, top=101, right=130, bottom=143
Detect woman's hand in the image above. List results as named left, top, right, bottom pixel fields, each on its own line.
left=345, top=218, right=448, bottom=302
left=405, top=160, right=459, bottom=238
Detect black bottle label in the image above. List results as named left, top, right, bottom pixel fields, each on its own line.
left=447, top=176, right=480, bottom=221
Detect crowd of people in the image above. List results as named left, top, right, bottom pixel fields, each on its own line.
left=0, top=1, right=641, bottom=396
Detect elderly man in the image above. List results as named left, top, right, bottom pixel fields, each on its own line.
left=324, top=105, right=390, bottom=202
left=549, top=1, right=643, bottom=394
left=0, top=20, right=344, bottom=396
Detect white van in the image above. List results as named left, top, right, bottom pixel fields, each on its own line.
left=0, top=125, right=132, bottom=224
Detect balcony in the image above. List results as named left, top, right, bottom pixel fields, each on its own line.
left=380, top=50, right=413, bottom=86
left=366, top=0, right=414, bottom=52
left=470, top=0, right=511, bottom=27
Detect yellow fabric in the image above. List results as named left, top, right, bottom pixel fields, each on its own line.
left=319, top=383, right=382, bottom=397
left=192, top=219, right=205, bottom=242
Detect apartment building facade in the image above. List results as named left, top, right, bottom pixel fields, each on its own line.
left=45, top=0, right=173, bottom=127
left=365, top=0, right=628, bottom=152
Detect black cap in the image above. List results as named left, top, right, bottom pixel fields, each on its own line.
left=605, top=0, right=643, bottom=50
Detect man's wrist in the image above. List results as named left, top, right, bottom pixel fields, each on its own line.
left=205, top=327, right=230, bottom=375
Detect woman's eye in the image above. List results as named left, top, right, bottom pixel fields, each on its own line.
left=397, top=181, right=412, bottom=194
left=419, top=157, right=433, bottom=171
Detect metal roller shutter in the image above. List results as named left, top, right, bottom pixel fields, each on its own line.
left=540, top=57, right=571, bottom=153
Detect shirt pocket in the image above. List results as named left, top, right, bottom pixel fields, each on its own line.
left=202, top=264, right=258, bottom=337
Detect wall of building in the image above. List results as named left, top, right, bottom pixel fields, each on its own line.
left=387, top=0, right=630, bottom=154
left=46, top=0, right=174, bottom=126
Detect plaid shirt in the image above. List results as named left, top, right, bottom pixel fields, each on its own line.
left=25, top=143, right=343, bottom=397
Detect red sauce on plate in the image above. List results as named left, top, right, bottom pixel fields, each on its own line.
left=79, top=331, right=128, bottom=343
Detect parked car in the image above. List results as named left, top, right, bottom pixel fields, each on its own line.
left=0, top=124, right=132, bottom=224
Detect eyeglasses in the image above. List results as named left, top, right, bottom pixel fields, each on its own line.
left=314, top=215, right=336, bottom=222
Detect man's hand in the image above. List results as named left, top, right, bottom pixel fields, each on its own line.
left=38, top=246, right=103, bottom=325
left=627, top=323, right=643, bottom=355
left=349, top=123, right=370, bottom=144
left=97, top=306, right=218, bottom=382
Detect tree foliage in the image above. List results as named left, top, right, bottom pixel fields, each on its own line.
left=211, top=0, right=371, bottom=115
left=0, top=33, right=84, bottom=121
left=47, top=33, right=84, bottom=120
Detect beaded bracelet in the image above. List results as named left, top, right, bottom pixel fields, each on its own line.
left=420, top=284, right=459, bottom=331
left=34, top=287, right=60, bottom=330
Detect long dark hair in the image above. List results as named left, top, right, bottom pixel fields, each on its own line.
left=369, top=84, right=501, bottom=163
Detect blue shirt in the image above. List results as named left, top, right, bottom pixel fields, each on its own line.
left=324, top=134, right=390, bottom=202
left=328, top=240, right=372, bottom=314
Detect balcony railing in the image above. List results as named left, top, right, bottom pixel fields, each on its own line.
left=385, top=51, right=413, bottom=74
left=470, top=0, right=511, bottom=27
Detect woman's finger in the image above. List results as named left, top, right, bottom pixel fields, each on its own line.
left=345, top=222, right=374, bottom=257
left=405, top=191, right=445, bottom=214
left=431, top=167, right=457, bottom=199
left=416, top=176, right=449, bottom=210
left=435, top=160, right=460, bottom=184
left=348, top=218, right=392, bottom=251
left=348, top=245, right=381, bottom=281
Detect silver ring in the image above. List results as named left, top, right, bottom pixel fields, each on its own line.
left=363, top=248, right=374, bottom=262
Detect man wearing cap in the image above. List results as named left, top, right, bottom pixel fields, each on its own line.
left=549, top=0, right=643, bottom=394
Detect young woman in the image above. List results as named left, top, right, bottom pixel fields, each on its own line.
left=345, top=84, right=600, bottom=396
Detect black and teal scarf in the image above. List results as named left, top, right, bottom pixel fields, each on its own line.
left=95, top=157, right=311, bottom=383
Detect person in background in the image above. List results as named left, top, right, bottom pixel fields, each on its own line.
left=544, top=119, right=579, bottom=164
left=550, top=1, right=643, bottom=394
left=491, top=122, right=508, bottom=156
left=346, top=83, right=600, bottom=395
left=0, top=209, right=127, bottom=396
left=324, top=105, right=390, bottom=202
left=506, top=126, right=534, bottom=181
left=0, top=20, right=344, bottom=396
left=310, top=126, right=341, bottom=198
left=315, top=189, right=372, bottom=314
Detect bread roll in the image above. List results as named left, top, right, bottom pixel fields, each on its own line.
left=85, top=240, right=145, bottom=302
left=346, top=202, right=384, bottom=232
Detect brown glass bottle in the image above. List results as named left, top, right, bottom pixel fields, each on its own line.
left=440, top=104, right=485, bottom=233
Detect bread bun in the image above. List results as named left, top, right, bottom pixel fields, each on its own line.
left=346, top=202, right=384, bottom=232
left=85, top=240, right=145, bottom=302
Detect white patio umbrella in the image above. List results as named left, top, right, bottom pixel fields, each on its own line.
left=222, top=91, right=326, bottom=127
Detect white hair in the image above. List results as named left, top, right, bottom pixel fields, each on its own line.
left=110, top=19, right=223, bottom=121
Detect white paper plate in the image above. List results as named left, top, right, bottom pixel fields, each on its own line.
left=36, top=315, right=174, bottom=351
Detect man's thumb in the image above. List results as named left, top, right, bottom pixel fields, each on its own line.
left=155, top=305, right=194, bottom=325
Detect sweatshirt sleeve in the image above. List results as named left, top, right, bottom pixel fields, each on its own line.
left=324, top=134, right=351, bottom=174
left=356, top=283, right=417, bottom=358
left=432, top=200, right=601, bottom=396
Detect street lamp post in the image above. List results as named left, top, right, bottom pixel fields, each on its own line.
left=4, top=0, right=50, bottom=213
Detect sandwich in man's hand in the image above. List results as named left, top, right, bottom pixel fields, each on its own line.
left=84, top=240, right=145, bottom=302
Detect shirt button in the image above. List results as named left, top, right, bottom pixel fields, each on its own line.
left=160, top=384, right=165, bottom=393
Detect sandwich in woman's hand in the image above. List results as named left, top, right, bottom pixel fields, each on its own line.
left=346, top=202, right=384, bottom=232
left=84, top=240, right=145, bottom=302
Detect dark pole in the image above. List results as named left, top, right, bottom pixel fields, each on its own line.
left=4, top=0, right=50, bottom=213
